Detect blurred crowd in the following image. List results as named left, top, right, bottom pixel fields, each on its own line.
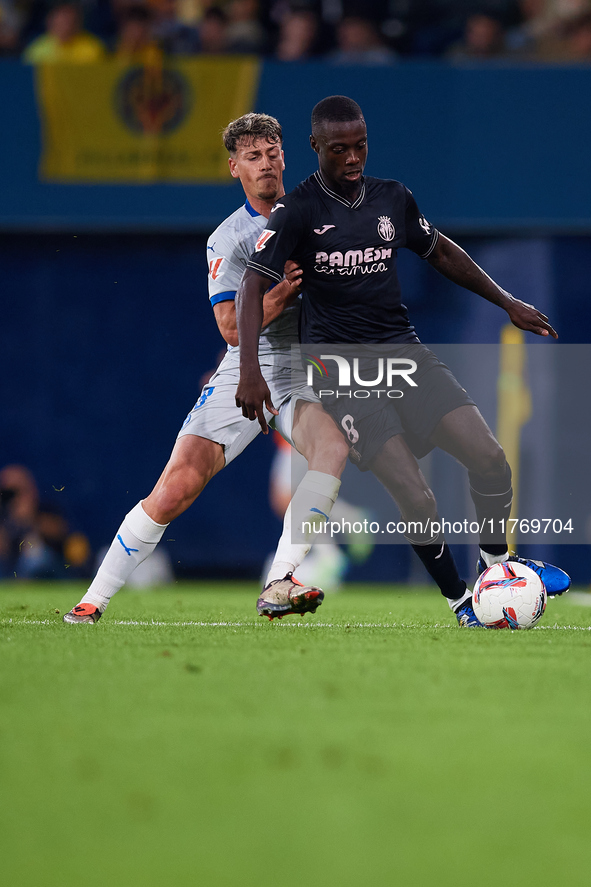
left=1, top=0, right=591, bottom=63
left=0, top=464, right=91, bottom=579
left=0, top=463, right=175, bottom=585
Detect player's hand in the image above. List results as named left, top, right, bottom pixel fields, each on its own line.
left=506, top=298, right=558, bottom=339
left=235, top=371, right=278, bottom=434
left=284, top=260, right=303, bottom=298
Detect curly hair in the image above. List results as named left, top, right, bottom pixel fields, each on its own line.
left=222, top=113, right=283, bottom=154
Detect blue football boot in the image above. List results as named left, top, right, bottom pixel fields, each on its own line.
left=450, top=590, right=482, bottom=627
left=476, top=555, right=571, bottom=598
left=455, top=598, right=482, bottom=627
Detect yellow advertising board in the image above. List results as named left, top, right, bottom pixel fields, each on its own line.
left=496, top=325, right=532, bottom=547
left=36, top=58, right=260, bottom=183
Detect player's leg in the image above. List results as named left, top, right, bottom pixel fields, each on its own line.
left=267, top=440, right=348, bottom=590
left=429, top=404, right=570, bottom=595
left=257, top=399, right=349, bottom=618
left=142, top=436, right=225, bottom=524
left=63, top=435, right=224, bottom=622
left=368, top=433, right=473, bottom=619
left=290, top=399, right=350, bottom=475
left=65, top=353, right=260, bottom=622
left=266, top=399, right=347, bottom=575
left=300, top=380, right=478, bottom=623
left=430, top=404, right=511, bottom=563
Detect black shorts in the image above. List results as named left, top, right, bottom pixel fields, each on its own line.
left=313, top=343, right=475, bottom=470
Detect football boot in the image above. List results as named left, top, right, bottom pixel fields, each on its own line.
left=454, top=598, right=483, bottom=628
left=257, top=572, right=324, bottom=620
left=63, top=603, right=102, bottom=624
left=476, top=554, right=570, bottom=598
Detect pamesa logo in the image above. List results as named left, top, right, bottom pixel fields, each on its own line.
left=305, top=354, right=418, bottom=399
left=114, top=66, right=192, bottom=135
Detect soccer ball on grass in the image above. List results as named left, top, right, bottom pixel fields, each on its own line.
left=472, top=561, right=547, bottom=630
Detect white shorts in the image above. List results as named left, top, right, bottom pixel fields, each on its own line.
left=177, top=348, right=318, bottom=465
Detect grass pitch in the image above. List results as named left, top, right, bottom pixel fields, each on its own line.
left=2, top=582, right=591, bottom=887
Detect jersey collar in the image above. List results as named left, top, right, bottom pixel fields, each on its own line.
left=314, top=170, right=366, bottom=209
left=244, top=199, right=262, bottom=217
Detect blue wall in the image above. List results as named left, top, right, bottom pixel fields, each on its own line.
left=0, top=232, right=280, bottom=576
left=2, top=60, right=591, bottom=231
left=2, top=230, right=590, bottom=581
left=1, top=60, right=590, bottom=582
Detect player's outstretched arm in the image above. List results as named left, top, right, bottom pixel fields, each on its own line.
left=427, top=234, right=558, bottom=339
left=235, top=268, right=277, bottom=433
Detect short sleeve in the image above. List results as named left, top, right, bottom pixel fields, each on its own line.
left=246, top=197, right=306, bottom=283
left=207, top=226, right=249, bottom=306
left=403, top=187, right=439, bottom=259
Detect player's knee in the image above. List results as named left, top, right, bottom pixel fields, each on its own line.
left=305, top=431, right=349, bottom=475
left=148, top=466, right=210, bottom=523
left=408, top=487, right=438, bottom=522
left=332, top=434, right=351, bottom=470
left=473, top=442, right=507, bottom=481
left=395, top=482, right=437, bottom=523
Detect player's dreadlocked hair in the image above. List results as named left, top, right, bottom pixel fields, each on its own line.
left=223, top=113, right=282, bottom=154
left=311, top=96, right=364, bottom=136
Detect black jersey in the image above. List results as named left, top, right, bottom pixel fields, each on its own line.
left=246, top=172, right=439, bottom=344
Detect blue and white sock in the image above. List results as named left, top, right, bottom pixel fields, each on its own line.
left=81, top=501, right=168, bottom=611
left=265, top=470, right=341, bottom=585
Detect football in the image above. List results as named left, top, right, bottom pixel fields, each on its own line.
left=472, top=561, right=547, bottom=630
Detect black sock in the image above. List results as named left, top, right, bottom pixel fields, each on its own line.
left=469, top=463, right=513, bottom=555
left=409, top=535, right=466, bottom=601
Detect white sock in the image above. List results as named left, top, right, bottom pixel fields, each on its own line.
left=81, top=501, right=169, bottom=611
left=265, top=470, right=341, bottom=585
left=330, top=498, right=366, bottom=526
left=480, top=548, right=509, bottom=569
left=293, top=542, right=348, bottom=591
left=448, top=587, right=473, bottom=612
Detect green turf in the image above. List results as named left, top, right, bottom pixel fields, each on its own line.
left=2, top=582, right=591, bottom=887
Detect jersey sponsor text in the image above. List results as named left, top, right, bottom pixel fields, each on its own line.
left=314, top=245, right=392, bottom=276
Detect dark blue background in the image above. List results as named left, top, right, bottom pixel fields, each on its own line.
left=2, top=61, right=591, bottom=231
left=1, top=60, right=590, bottom=582
left=2, top=231, right=590, bottom=581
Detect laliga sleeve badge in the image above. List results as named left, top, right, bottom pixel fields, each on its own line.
left=255, top=229, right=276, bottom=251
left=208, top=257, right=224, bottom=279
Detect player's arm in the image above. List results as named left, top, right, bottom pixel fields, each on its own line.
left=427, top=234, right=558, bottom=338
left=235, top=196, right=306, bottom=430
left=234, top=267, right=277, bottom=432
left=213, top=260, right=302, bottom=347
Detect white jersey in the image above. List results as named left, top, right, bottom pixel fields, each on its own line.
left=206, top=199, right=300, bottom=355
left=177, top=199, right=318, bottom=465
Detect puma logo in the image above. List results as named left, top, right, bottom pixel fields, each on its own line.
left=117, top=534, right=139, bottom=556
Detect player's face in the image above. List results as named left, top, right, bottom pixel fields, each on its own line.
left=229, top=138, right=285, bottom=203
left=310, top=119, right=368, bottom=196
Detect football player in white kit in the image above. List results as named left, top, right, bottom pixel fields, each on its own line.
left=63, top=112, right=350, bottom=624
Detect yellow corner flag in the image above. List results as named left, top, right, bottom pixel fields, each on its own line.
left=36, top=58, right=260, bottom=183
left=496, top=324, right=532, bottom=548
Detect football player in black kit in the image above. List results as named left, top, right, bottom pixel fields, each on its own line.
left=235, top=95, right=570, bottom=626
